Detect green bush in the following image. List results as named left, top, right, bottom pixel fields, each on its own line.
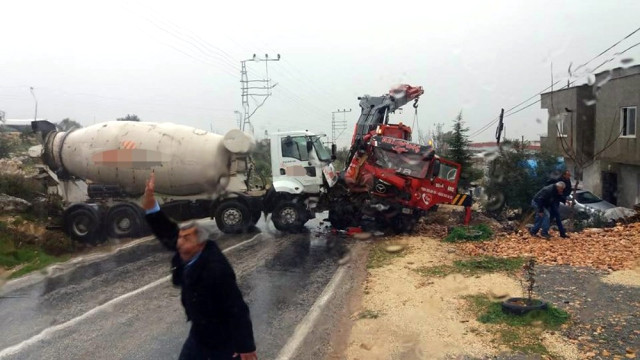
left=0, top=173, right=44, bottom=201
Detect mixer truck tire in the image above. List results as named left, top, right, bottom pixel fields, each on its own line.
left=105, top=203, right=145, bottom=239
left=63, top=205, right=105, bottom=244
left=272, top=201, right=306, bottom=232
left=215, top=200, right=251, bottom=234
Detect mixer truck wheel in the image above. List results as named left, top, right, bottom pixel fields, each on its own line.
left=272, top=201, right=306, bottom=232
left=106, top=204, right=145, bottom=239
left=215, top=200, right=251, bottom=234
left=63, top=205, right=104, bottom=244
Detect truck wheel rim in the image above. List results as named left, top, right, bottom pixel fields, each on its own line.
left=73, top=216, right=90, bottom=236
left=223, top=208, right=242, bottom=225
left=116, top=217, right=131, bottom=232
left=281, top=207, right=297, bottom=224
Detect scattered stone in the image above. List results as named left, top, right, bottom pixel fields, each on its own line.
left=353, top=232, right=372, bottom=240
left=384, top=245, right=404, bottom=253
left=0, top=193, right=32, bottom=213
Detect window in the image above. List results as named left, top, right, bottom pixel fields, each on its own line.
left=575, top=191, right=602, bottom=204
left=621, top=107, right=636, bottom=137
left=556, top=113, right=569, bottom=137
left=281, top=136, right=309, bottom=161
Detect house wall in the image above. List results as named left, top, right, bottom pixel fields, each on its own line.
left=594, top=72, right=640, bottom=166
left=618, top=164, right=640, bottom=207
left=540, top=85, right=595, bottom=174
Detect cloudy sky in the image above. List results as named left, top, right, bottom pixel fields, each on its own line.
left=1, top=0, right=639, bottom=148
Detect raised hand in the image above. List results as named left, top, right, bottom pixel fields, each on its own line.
left=142, top=171, right=156, bottom=210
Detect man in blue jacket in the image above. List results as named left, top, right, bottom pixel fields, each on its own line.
left=530, top=182, right=566, bottom=239
left=142, top=172, right=257, bottom=360
left=546, top=170, right=572, bottom=238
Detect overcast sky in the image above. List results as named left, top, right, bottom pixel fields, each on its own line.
left=1, top=0, right=639, bottom=148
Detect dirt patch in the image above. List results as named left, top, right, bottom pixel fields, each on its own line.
left=600, top=268, right=640, bottom=287
left=346, top=236, right=533, bottom=359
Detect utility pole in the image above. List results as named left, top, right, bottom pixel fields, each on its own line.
left=331, top=108, right=351, bottom=145
left=29, top=87, right=38, bottom=120
left=495, top=108, right=504, bottom=146
left=240, top=54, right=280, bottom=134
left=234, top=110, right=242, bottom=129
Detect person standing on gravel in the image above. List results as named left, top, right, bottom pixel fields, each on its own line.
left=546, top=170, right=572, bottom=238
left=530, top=182, right=566, bottom=239
left=141, top=172, right=258, bottom=360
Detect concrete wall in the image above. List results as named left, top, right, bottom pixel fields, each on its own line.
left=619, top=164, right=640, bottom=207
left=540, top=85, right=595, bottom=165
left=594, top=71, right=640, bottom=166
left=582, top=160, right=602, bottom=196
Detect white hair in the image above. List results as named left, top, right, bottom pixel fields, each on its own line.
left=179, top=221, right=210, bottom=244
left=555, top=181, right=566, bottom=190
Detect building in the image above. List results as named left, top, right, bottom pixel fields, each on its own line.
left=540, top=65, right=640, bottom=207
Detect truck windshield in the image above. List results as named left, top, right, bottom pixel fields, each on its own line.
left=312, top=137, right=332, bottom=162
left=372, top=148, right=429, bottom=178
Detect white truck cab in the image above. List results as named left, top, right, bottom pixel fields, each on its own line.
left=266, top=131, right=338, bottom=231
left=270, top=131, right=337, bottom=194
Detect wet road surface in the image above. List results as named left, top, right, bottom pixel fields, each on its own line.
left=0, top=217, right=354, bottom=359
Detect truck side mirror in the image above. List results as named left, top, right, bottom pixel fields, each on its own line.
left=307, top=140, right=313, bottom=153
left=331, top=144, right=337, bottom=161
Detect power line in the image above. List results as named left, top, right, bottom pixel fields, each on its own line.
left=470, top=27, right=640, bottom=139
left=571, top=26, right=640, bottom=75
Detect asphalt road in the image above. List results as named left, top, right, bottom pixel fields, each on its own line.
left=0, top=216, right=356, bottom=360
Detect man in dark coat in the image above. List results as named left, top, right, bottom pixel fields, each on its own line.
left=142, top=172, right=257, bottom=360
left=546, top=170, right=572, bottom=238
left=530, top=181, right=566, bottom=239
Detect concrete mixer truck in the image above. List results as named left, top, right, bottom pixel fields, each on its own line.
left=29, top=120, right=340, bottom=243
left=29, top=120, right=267, bottom=243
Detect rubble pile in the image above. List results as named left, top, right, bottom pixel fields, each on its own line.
left=458, top=222, right=640, bottom=271
left=0, top=158, right=26, bottom=176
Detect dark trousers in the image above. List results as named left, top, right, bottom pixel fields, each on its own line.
left=549, top=202, right=567, bottom=236
left=179, top=333, right=235, bottom=360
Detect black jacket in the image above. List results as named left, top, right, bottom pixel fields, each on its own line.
left=546, top=177, right=572, bottom=203
left=145, top=210, right=256, bottom=354
left=533, top=184, right=561, bottom=210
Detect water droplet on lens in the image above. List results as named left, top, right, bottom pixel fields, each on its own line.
left=620, top=57, right=633, bottom=65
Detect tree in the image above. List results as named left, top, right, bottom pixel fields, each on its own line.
left=445, top=112, right=482, bottom=190
left=333, top=146, right=350, bottom=172
left=0, top=136, right=12, bottom=159
left=56, top=118, right=82, bottom=131
left=485, top=140, right=562, bottom=216
left=251, top=139, right=271, bottom=188
left=117, top=114, right=140, bottom=122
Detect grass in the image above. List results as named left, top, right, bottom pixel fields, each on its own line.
left=367, top=242, right=407, bottom=269
left=415, top=256, right=525, bottom=278
left=357, top=309, right=382, bottom=319
left=0, top=221, right=72, bottom=278
left=466, top=294, right=569, bottom=356
left=443, top=224, right=493, bottom=243
left=0, top=244, right=70, bottom=279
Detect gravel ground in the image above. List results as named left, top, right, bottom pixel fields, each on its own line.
left=535, top=265, right=640, bottom=359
